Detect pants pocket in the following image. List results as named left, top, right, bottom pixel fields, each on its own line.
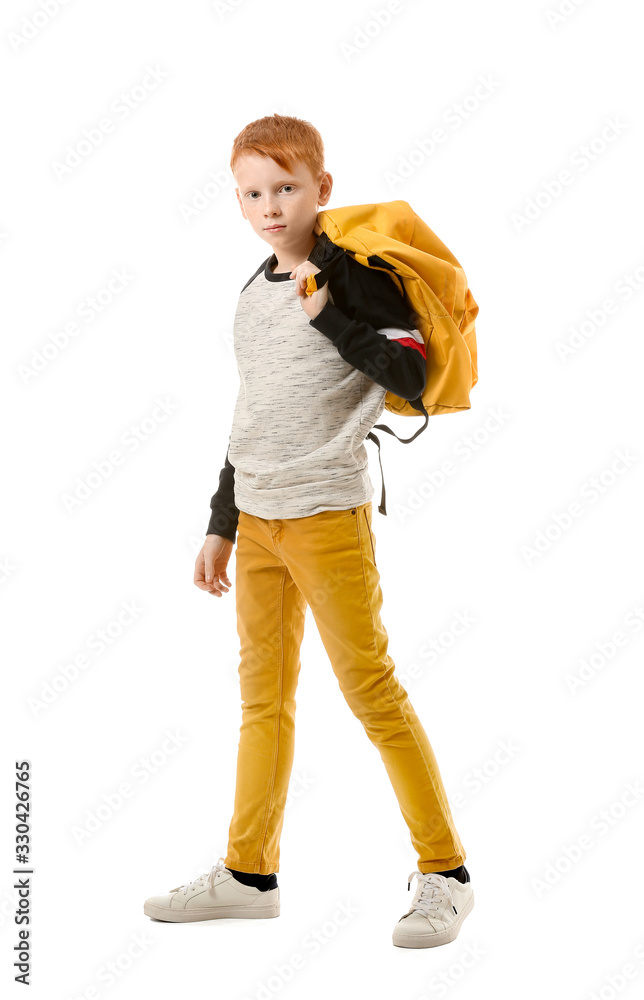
left=362, top=503, right=376, bottom=565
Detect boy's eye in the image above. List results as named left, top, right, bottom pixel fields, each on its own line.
left=247, top=185, right=294, bottom=199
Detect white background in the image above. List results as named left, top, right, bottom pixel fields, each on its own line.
left=2, top=0, right=644, bottom=997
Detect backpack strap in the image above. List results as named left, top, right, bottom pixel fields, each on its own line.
left=366, top=397, right=429, bottom=515
left=366, top=429, right=388, bottom=515
left=307, top=249, right=345, bottom=291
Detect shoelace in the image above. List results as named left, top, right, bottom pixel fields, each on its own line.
left=406, top=870, right=453, bottom=917
left=177, top=857, right=228, bottom=895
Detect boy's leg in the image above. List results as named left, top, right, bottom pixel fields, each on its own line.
left=278, top=502, right=466, bottom=874
left=224, top=510, right=307, bottom=875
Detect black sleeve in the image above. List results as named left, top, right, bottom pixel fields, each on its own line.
left=307, top=254, right=427, bottom=402
left=206, top=442, right=239, bottom=542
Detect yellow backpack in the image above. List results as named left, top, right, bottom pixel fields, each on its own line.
left=305, top=200, right=479, bottom=514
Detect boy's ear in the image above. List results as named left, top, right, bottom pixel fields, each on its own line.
left=317, top=171, right=333, bottom=208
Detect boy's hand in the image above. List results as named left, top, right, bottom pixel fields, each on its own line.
left=290, top=261, right=328, bottom=320
left=195, top=535, right=233, bottom=598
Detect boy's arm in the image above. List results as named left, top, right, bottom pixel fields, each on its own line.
left=308, top=255, right=426, bottom=402
left=206, top=440, right=239, bottom=542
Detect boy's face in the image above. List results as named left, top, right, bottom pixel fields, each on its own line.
left=234, top=153, right=332, bottom=253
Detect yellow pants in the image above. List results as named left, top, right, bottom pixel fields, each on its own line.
left=224, top=500, right=466, bottom=875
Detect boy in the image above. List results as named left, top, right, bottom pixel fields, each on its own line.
left=144, top=114, right=474, bottom=948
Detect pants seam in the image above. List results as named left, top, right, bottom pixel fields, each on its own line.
left=255, top=557, right=286, bottom=872
left=356, top=507, right=461, bottom=858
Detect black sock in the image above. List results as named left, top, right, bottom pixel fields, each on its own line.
left=226, top=867, right=278, bottom=891
left=429, top=864, right=470, bottom=884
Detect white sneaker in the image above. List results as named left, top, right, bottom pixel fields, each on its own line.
left=392, top=869, right=474, bottom=948
left=143, top=858, right=280, bottom=922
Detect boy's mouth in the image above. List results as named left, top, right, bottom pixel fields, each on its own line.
left=265, top=225, right=286, bottom=231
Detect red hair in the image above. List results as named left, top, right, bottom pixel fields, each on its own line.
left=230, top=113, right=325, bottom=183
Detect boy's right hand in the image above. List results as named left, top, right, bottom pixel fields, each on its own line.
left=195, top=534, right=233, bottom=597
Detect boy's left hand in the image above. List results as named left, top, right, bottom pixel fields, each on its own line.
left=290, top=261, right=328, bottom=321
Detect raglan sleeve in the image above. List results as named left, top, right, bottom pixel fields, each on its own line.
left=206, top=439, right=239, bottom=542
left=307, top=257, right=427, bottom=402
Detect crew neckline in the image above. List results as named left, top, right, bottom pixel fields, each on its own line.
left=264, top=230, right=332, bottom=282
left=264, top=256, right=293, bottom=281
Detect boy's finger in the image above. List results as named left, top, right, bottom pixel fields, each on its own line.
left=210, top=575, right=229, bottom=596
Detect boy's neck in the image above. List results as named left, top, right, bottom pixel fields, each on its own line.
left=270, top=229, right=318, bottom=273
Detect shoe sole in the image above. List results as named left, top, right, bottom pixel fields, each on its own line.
left=143, top=900, right=280, bottom=922
left=392, top=890, right=474, bottom=948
